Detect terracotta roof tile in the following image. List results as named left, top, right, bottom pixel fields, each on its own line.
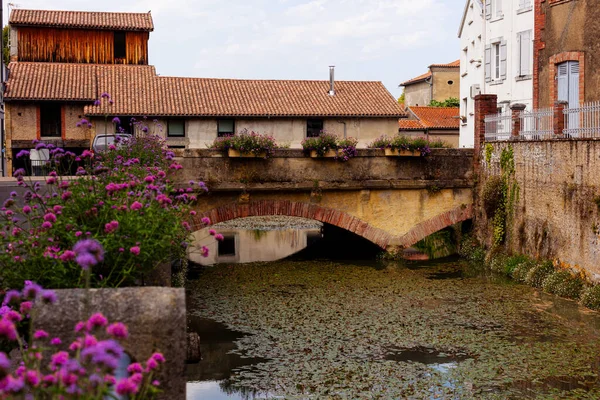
left=429, top=60, right=460, bottom=68
left=398, top=119, right=425, bottom=130
left=5, top=63, right=406, bottom=118
left=407, top=106, right=460, bottom=129
left=9, top=9, right=154, bottom=31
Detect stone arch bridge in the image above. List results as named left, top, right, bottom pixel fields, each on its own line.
left=178, top=148, right=474, bottom=251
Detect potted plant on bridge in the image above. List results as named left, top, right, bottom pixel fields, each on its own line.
left=301, top=133, right=358, bottom=161
left=210, top=129, right=278, bottom=159
left=369, top=135, right=440, bottom=156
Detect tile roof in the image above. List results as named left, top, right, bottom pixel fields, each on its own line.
left=5, top=63, right=406, bottom=118
left=9, top=9, right=154, bottom=31
left=398, top=119, right=425, bottom=130
left=429, top=60, right=460, bottom=68
left=399, top=60, right=460, bottom=86
left=403, top=106, right=460, bottom=129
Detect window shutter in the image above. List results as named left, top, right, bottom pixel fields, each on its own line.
left=500, top=40, right=507, bottom=80
left=485, top=0, right=492, bottom=19
left=516, top=33, right=522, bottom=76
left=496, top=0, right=502, bottom=16
left=519, top=31, right=531, bottom=76
left=485, top=45, right=492, bottom=82
left=557, top=63, right=569, bottom=103
left=568, top=61, right=580, bottom=109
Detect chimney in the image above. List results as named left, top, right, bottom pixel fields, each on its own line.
left=328, top=66, right=335, bottom=96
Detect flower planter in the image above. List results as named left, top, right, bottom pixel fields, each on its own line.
left=384, top=148, right=420, bottom=157
left=310, top=149, right=339, bottom=158
left=228, top=148, right=267, bottom=158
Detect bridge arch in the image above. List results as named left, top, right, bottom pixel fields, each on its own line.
left=191, top=200, right=473, bottom=250
left=191, top=200, right=394, bottom=248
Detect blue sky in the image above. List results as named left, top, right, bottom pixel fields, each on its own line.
left=5, top=0, right=466, bottom=98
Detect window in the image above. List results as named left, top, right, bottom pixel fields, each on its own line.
left=218, top=235, right=236, bottom=257
left=40, top=104, right=61, bottom=137
left=485, top=40, right=507, bottom=83
left=557, top=61, right=580, bottom=109
left=485, top=0, right=502, bottom=19
left=306, top=119, right=324, bottom=137
left=167, top=120, right=185, bottom=137
left=518, top=0, right=531, bottom=10
left=114, top=31, right=126, bottom=60
left=462, top=98, right=468, bottom=120
left=217, top=119, right=235, bottom=137
left=517, top=31, right=532, bottom=77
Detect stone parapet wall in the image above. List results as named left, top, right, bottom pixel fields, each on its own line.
left=174, top=148, right=474, bottom=191
left=476, top=139, right=600, bottom=280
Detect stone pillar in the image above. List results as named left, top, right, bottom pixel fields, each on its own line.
left=510, top=103, right=527, bottom=138
left=474, top=94, right=498, bottom=168
left=554, top=100, right=568, bottom=137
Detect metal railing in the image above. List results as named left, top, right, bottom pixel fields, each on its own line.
left=519, top=107, right=554, bottom=140
left=484, top=111, right=512, bottom=141
left=563, top=101, right=600, bottom=138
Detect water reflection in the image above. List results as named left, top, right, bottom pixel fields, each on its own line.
left=189, top=217, right=322, bottom=265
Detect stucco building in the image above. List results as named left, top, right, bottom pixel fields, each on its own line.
left=458, top=0, right=534, bottom=147
left=399, top=61, right=460, bottom=107
left=398, top=106, right=460, bottom=148
left=4, top=9, right=404, bottom=174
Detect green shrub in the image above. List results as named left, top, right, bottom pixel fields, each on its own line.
left=542, top=270, right=584, bottom=299
left=581, top=285, right=600, bottom=310
left=503, top=255, right=530, bottom=276
left=488, top=252, right=509, bottom=274
left=511, top=259, right=536, bottom=283
left=459, top=234, right=485, bottom=263
left=482, top=175, right=505, bottom=219
left=525, top=261, right=555, bottom=288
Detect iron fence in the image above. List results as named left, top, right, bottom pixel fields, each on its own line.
left=484, top=111, right=512, bottom=141
left=518, top=107, right=554, bottom=140
left=563, top=101, right=600, bottom=138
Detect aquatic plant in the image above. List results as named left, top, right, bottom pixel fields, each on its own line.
left=524, top=261, right=555, bottom=288
left=542, top=270, right=584, bottom=300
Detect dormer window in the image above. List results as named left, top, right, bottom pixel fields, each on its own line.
left=114, top=32, right=126, bottom=60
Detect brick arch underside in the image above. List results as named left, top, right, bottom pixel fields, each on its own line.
left=192, top=200, right=473, bottom=250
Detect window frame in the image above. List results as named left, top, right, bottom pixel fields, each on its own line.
left=217, top=119, right=235, bottom=137
left=39, top=103, right=62, bottom=138
left=167, top=119, right=186, bottom=137
left=306, top=119, right=324, bottom=138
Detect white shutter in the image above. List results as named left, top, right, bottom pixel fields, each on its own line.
left=496, top=0, right=502, bottom=16
left=500, top=40, right=507, bottom=80
left=516, top=33, right=522, bottom=76
left=485, top=45, right=492, bottom=82
left=568, top=61, right=580, bottom=109
left=557, top=63, right=569, bottom=103
left=485, top=0, right=492, bottom=19
left=519, top=31, right=531, bottom=76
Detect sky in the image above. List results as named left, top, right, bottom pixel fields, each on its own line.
left=4, top=0, right=466, bottom=98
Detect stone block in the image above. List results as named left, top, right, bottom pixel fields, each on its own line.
left=34, top=287, right=186, bottom=399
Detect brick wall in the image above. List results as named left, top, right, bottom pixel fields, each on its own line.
left=473, top=94, right=497, bottom=168
left=476, top=140, right=600, bottom=281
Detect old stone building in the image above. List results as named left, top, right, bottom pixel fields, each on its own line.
left=4, top=9, right=404, bottom=174
left=399, top=61, right=460, bottom=107
left=533, top=0, right=598, bottom=109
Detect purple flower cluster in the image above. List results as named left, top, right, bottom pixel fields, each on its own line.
left=0, top=283, right=165, bottom=397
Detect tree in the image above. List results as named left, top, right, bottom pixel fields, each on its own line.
left=3, top=26, right=9, bottom=66
left=429, top=97, right=460, bottom=107
left=398, top=89, right=405, bottom=104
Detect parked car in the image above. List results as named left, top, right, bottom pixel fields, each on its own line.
left=92, top=134, right=132, bottom=152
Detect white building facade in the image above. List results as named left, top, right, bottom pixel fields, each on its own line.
left=458, top=0, right=534, bottom=148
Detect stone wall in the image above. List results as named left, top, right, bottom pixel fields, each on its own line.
left=34, top=287, right=187, bottom=399
left=476, top=139, right=600, bottom=281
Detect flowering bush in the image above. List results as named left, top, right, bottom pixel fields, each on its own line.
left=0, top=134, right=212, bottom=289
left=368, top=135, right=449, bottom=156
left=301, top=134, right=358, bottom=162
left=0, top=282, right=164, bottom=398
left=210, top=129, right=278, bottom=158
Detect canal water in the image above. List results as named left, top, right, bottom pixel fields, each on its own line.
left=186, top=257, right=600, bottom=399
